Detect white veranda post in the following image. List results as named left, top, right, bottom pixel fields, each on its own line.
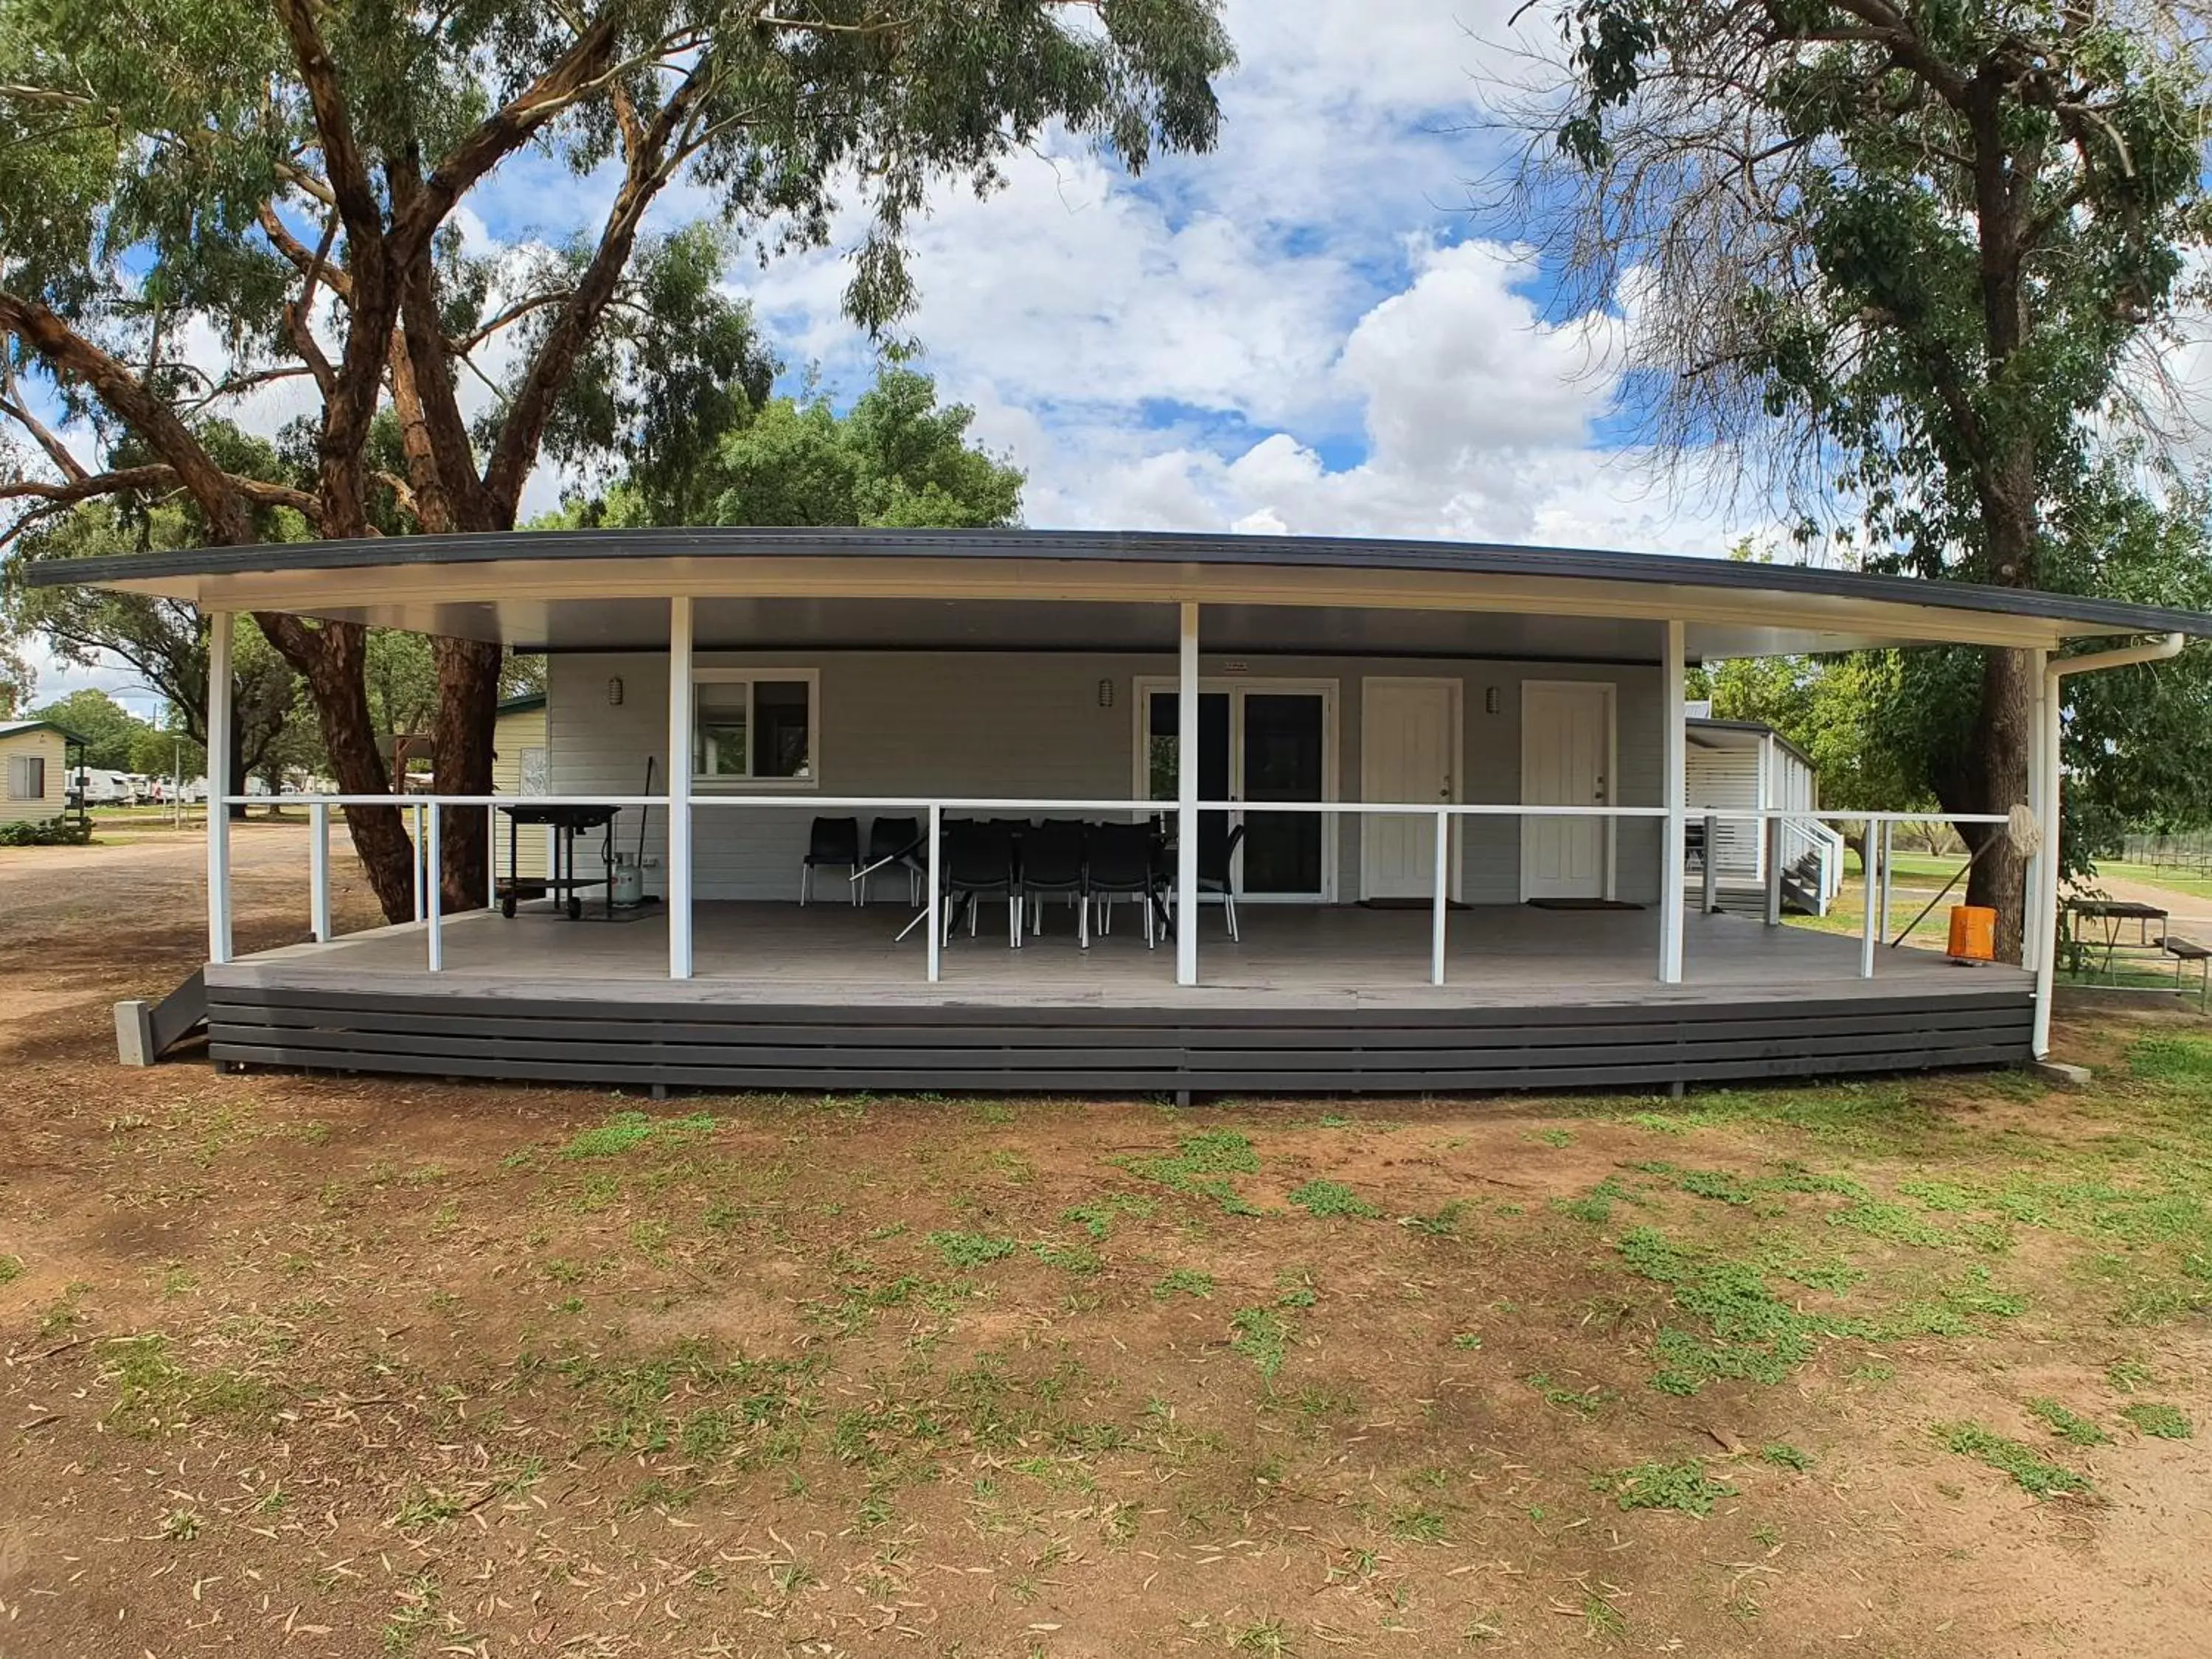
left=1659, top=619, right=1686, bottom=984
left=2022, top=650, right=2051, bottom=984
left=668, top=597, right=695, bottom=979
left=1175, top=602, right=1200, bottom=988
left=206, top=609, right=234, bottom=964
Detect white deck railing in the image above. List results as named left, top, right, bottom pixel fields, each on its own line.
left=229, top=794, right=2020, bottom=994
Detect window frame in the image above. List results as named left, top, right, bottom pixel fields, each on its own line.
left=689, top=667, right=821, bottom=790
left=7, top=752, right=45, bottom=802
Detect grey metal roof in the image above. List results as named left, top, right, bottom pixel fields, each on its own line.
left=1688, top=714, right=1818, bottom=772
left=0, top=718, right=85, bottom=743
left=25, top=524, right=2212, bottom=640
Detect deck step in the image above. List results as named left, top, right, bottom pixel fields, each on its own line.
left=114, top=969, right=207, bottom=1066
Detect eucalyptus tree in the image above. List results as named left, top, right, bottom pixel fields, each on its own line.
left=1506, top=0, right=2212, bottom=957
left=0, top=0, right=1231, bottom=919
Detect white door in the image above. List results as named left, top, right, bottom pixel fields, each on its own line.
left=1361, top=678, right=1460, bottom=900
left=1521, top=681, right=1613, bottom=900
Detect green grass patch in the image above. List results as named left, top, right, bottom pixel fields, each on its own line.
left=925, top=1231, right=1020, bottom=1270
left=1828, top=1200, right=1956, bottom=1248
left=1405, top=1200, right=1469, bottom=1237
left=559, top=1110, right=716, bottom=1160
left=1592, top=1461, right=1737, bottom=1516
left=1760, top=1442, right=1813, bottom=1471
left=2120, top=1402, right=2194, bottom=1439
left=0, top=1253, right=21, bottom=1285
left=1120, top=1129, right=1266, bottom=1214
left=1615, top=1227, right=2023, bottom=1396
left=1059, top=1194, right=1155, bottom=1242
left=1287, top=1178, right=1380, bottom=1219
left=1152, top=1268, right=1214, bottom=1301
left=1935, top=1422, right=2095, bottom=1498
left=1554, top=1177, right=1629, bottom=1225
left=2027, top=1398, right=2111, bottom=1446
left=1527, top=1372, right=1609, bottom=1414
left=99, top=1335, right=271, bottom=1439
left=1228, top=1307, right=1291, bottom=1379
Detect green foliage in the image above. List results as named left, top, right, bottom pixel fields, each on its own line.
left=2027, top=1399, right=2112, bottom=1447
left=0, top=815, right=91, bottom=846
left=558, top=1111, right=716, bottom=1161
left=0, top=1253, right=21, bottom=1284
left=2120, top=1402, right=2194, bottom=1440
left=1934, top=1422, right=2095, bottom=1499
left=573, top=369, right=1025, bottom=533
left=1524, top=0, right=2212, bottom=854
left=1286, top=1179, right=1380, bottom=1220
left=1591, top=1460, right=1738, bottom=1515
left=1760, top=1442, right=1813, bottom=1471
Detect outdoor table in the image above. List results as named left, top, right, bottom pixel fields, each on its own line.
left=497, top=803, right=620, bottom=919
left=2064, top=898, right=2170, bottom=978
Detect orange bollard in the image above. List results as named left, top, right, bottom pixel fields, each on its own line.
left=1947, top=905, right=1996, bottom=964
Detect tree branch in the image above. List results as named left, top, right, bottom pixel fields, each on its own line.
left=0, top=463, right=321, bottom=519
left=386, top=10, right=624, bottom=265
left=0, top=357, right=89, bottom=481
left=0, top=290, right=257, bottom=543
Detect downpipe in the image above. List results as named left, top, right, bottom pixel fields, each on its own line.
left=2034, top=632, right=2188, bottom=1057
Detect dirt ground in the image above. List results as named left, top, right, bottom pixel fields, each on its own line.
left=2, top=832, right=2209, bottom=1659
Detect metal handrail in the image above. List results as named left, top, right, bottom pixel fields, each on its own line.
left=257, top=793, right=2025, bottom=990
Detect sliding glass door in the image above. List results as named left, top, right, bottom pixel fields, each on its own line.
left=1142, top=681, right=1335, bottom=901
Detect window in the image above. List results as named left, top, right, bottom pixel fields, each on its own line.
left=692, top=672, right=817, bottom=785
left=6, top=754, right=44, bottom=801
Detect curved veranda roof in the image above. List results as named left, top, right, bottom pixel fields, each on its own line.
left=29, top=526, right=2212, bottom=662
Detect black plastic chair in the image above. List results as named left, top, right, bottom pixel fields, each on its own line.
left=940, top=818, right=1021, bottom=947
left=1020, top=819, right=1088, bottom=945
left=800, top=815, right=861, bottom=906
left=862, top=815, right=923, bottom=906
left=1197, top=819, right=1246, bottom=942
left=1085, top=821, right=1162, bottom=947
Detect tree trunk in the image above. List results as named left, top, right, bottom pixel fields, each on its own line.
left=1961, top=644, right=2036, bottom=962
left=431, top=637, right=503, bottom=911
left=257, top=613, right=417, bottom=922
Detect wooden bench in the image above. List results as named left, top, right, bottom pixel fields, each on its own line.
left=2163, top=935, right=2211, bottom=1011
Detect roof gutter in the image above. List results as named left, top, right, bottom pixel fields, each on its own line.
left=2034, top=631, right=2188, bottom=1057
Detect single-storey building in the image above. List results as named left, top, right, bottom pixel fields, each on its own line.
left=1683, top=707, right=1840, bottom=914
left=31, top=528, right=2209, bottom=1095
left=0, top=719, right=74, bottom=827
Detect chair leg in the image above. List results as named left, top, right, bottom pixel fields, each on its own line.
left=1008, top=894, right=1021, bottom=947
left=800, top=863, right=810, bottom=905
left=1225, top=891, right=1239, bottom=943
left=850, top=863, right=861, bottom=908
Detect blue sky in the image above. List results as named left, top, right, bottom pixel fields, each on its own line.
left=24, top=0, right=1749, bottom=712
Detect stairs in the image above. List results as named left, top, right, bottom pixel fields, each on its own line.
left=1707, top=852, right=1826, bottom=919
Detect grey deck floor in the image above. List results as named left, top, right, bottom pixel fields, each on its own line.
left=208, top=900, right=2031, bottom=1010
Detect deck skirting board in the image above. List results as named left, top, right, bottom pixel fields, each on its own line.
left=205, top=987, right=2034, bottom=1095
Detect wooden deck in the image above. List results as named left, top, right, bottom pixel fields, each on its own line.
left=202, top=903, right=2036, bottom=1096
left=214, top=900, right=2018, bottom=1005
